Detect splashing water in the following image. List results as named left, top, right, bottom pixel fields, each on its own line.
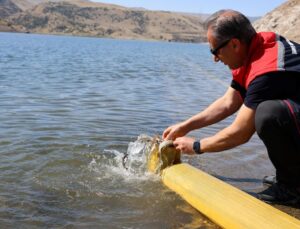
left=88, top=134, right=159, bottom=183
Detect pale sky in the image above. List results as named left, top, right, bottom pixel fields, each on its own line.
left=92, top=0, right=287, bottom=17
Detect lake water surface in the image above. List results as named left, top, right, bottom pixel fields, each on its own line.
left=0, top=32, right=276, bottom=228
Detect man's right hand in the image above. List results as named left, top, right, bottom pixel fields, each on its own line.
left=162, top=122, right=188, bottom=140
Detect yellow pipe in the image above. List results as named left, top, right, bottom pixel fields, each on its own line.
left=162, top=163, right=300, bottom=229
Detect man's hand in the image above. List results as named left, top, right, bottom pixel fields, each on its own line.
left=162, top=122, right=188, bottom=140
left=173, top=137, right=195, bottom=155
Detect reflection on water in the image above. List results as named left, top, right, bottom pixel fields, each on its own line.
left=0, top=32, right=276, bottom=228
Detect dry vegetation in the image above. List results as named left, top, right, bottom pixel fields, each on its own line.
left=2, top=0, right=299, bottom=43
left=0, top=0, right=206, bottom=42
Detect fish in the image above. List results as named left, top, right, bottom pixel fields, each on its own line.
left=147, top=136, right=181, bottom=174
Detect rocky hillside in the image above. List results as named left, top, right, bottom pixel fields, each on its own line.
left=253, top=0, right=300, bottom=43
left=0, top=0, right=21, bottom=18
left=0, top=0, right=206, bottom=42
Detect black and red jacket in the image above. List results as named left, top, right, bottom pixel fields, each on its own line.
left=232, top=32, right=300, bottom=92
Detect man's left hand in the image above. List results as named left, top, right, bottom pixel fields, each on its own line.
left=173, top=137, right=195, bottom=155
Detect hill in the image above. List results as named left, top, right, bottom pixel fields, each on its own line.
left=0, top=0, right=21, bottom=18
left=253, top=0, right=300, bottom=43
left=4, top=0, right=297, bottom=43
left=1, top=0, right=206, bottom=42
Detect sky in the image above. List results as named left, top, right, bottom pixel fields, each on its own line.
left=92, top=0, right=287, bottom=17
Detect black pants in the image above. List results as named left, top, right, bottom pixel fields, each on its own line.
left=255, top=99, right=300, bottom=187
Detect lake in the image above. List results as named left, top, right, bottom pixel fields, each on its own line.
left=0, top=32, right=275, bottom=228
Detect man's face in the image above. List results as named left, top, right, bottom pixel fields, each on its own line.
left=207, top=28, right=244, bottom=70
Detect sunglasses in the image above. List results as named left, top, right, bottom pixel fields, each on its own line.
left=210, top=39, right=231, bottom=56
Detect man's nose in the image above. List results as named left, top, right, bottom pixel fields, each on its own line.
left=213, top=55, right=220, bottom=62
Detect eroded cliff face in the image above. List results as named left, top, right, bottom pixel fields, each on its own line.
left=253, top=0, right=300, bottom=43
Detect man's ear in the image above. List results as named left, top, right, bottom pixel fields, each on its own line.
left=231, top=38, right=241, bottom=51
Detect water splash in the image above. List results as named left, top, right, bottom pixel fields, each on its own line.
left=88, top=135, right=159, bottom=182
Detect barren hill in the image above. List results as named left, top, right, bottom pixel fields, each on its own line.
left=0, top=0, right=21, bottom=18
left=253, top=0, right=300, bottom=43
left=1, top=0, right=206, bottom=42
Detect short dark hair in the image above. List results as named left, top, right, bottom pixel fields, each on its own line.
left=204, top=10, right=256, bottom=45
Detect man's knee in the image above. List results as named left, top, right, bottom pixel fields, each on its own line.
left=255, top=100, right=287, bottom=136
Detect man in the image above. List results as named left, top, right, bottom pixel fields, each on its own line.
left=162, top=9, right=300, bottom=205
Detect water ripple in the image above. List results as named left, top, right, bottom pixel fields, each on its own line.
left=0, top=32, right=273, bottom=228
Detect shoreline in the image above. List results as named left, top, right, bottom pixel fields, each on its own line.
left=0, top=30, right=207, bottom=44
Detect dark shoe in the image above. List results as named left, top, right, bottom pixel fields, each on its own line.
left=262, top=175, right=277, bottom=186
left=257, top=182, right=300, bottom=205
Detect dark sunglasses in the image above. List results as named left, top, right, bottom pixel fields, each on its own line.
left=210, top=39, right=231, bottom=56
